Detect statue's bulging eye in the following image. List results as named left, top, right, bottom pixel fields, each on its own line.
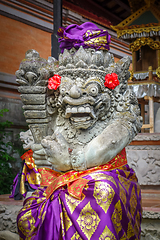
left=88, top=85, right=98, bottom=96
left=60, top=86, right=70, bottom=96
left=60, top=87, right=66, bottom=94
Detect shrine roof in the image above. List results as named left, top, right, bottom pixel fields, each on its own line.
left=129, top=10, right=159, bottom=25
left=112, top=1, right=160, bottom=40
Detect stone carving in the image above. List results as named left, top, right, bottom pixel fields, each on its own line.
left=0, top=205, right=20, bottom=238
left=141, top=210, right=160, bottom=240
left=142, top=211, right=160, bottom=219
left=16, top=47, right=142, bottom=171
left=0, top=231, right=19, bottom=240
left=16, top=50, right=57, bottom=168
left=20, top=130, right=34, bottom=150
left=126, top=133, right=160, bottom=185
left=133, top=133, right=160, bottom=141
left=126, top=149, right=160, bottom=185
left=126, top=145, right=160, bottom=150
left=141, top=218, right=160, bottom=240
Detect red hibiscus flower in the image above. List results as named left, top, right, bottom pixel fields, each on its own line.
left=104, top=73, right=119, bottom=89
left=48, top=74, right=61, bottom=90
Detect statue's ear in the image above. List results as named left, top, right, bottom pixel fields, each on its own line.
left=115, top=56, right=131, bottom=94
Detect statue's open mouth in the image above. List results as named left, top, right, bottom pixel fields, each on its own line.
left=65, top=105, right=96, bottom=129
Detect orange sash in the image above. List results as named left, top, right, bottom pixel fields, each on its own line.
left=21, top=148, right=127, bottom=199
left=45, top=148, right=127, bottom=199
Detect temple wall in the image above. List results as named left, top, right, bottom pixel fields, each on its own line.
left=0, top=15, right=51, bottom=75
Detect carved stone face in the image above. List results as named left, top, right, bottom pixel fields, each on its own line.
left=20, top=130, right=34, bottom=150
left=58, top=74, right=111, bottom=129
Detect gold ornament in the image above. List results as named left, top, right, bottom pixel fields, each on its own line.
left=156, top=67, right=160, bottom=78
left=112, top=6, right=147, bottom=29
left=129, top=70, right=134, bottom=81
left=129, top=37, right=160, bottom=52
left=112, top=23, right=160, bottom=39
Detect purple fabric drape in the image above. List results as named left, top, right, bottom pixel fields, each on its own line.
left=17, top=164, right=142, bottom=240
left=9, top=174, right=19, bottom=198
left=57, top=22, right=111, bottom=53
left=10, top=160, right=41, bottom=200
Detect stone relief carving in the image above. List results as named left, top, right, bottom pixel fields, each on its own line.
left=141, top=219, right=160, bottom=240
left=142, top=211, right=160, bottom=219
left=16, top=47, right=142, bottom=171
left=0, top=205, right=20, bottom=238
left=127, top=145, right=160, bottom=150
left=141, top=210, right=160, bottom=240
left=126, top=148, right=160, bottom=185
left=133, top=133, right=160, bottom=141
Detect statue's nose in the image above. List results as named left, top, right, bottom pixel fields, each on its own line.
left=69, top=85, right=81, bottom=98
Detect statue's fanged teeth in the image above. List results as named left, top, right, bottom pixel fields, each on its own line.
left=85, top=107, right=91, bottom=113
left=78, top=107, right=85, bottom=113
left=71, top=117, right=91, bottom=122
left=65, top=106, right=96, bottom=119
left=90, top=109, right=96, bottom=119
left=65, top=108, right=72, bottom=118
left=72, top=107, right=77, bottom=114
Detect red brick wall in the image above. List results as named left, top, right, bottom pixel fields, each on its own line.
left=0, top=15, right=51, bottom=75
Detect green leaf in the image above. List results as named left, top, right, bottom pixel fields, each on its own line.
left=0, top=109, right=17, bottom=194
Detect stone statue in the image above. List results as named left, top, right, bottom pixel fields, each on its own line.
left=17, top=46, right=142, bottom=172
left=16, top=22, right=142, bottom=240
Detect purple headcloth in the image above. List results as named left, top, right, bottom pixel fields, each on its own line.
left=57, top=22, right=111, bottom=53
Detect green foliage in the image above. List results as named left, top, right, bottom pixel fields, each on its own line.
left=0, top=109, right=16, bottom=194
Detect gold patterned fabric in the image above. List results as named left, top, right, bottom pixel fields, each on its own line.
left=17, top=164, right=142, bottom=240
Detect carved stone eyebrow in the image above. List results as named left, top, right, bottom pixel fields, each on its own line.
left=84, top=78, right=103, bottom=89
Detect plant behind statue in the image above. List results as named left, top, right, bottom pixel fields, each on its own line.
left=0, top=109, right=16, bottom=194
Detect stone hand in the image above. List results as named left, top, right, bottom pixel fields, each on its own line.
left=31, top=143, right=52, bottom=167
left=41, top=132, right=71, bottom=171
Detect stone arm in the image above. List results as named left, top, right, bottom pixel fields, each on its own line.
left=71, top=104, right=142, bottom=171
left=71, top=120, right=130, bottom=170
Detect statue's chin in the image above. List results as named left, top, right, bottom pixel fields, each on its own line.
left=70, top=117, right=96, bottom=129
